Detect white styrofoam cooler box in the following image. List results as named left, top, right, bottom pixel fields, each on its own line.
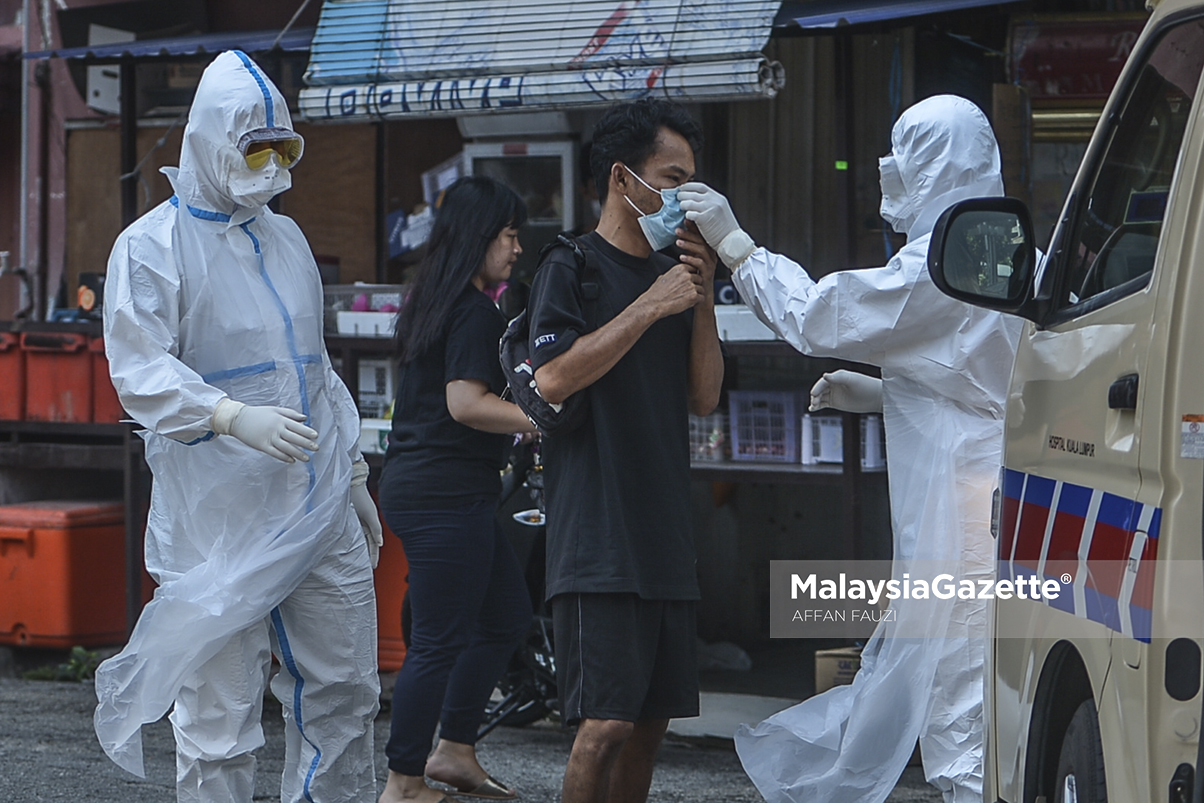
left=357, top=359, right=396, bottom=419
left=337, top=310, right=398, bottom=337
left=713, top=305, right=780, bottom=342
left=359, top=418, right=391, bottom=455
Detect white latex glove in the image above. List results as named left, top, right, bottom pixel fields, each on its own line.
left=350, top=460, right=383, bottom=569
left=211, top=397, right=319, bottom=463
left=677, top=182, right=757, bottom=269
left=809, top=370, right=884, bottom=413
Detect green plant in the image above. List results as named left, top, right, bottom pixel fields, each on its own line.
left=22, top=646, right=100, bottom=682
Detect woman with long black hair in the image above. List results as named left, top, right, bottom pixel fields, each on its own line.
left=378, top=176, right=536, bottom=803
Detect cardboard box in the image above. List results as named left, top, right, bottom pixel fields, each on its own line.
left=357, top=359, right=396, bottom=419
left=814, top=646, right=862, bottom=694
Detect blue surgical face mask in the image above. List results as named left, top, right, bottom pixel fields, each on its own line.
left=621, top=164, right=686, bottom=251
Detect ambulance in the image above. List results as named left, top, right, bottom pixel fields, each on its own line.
left=927, top=1, right=1204, bottom=801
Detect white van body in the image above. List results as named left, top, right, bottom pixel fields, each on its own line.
left=928, top=1, right=1204, bottom=800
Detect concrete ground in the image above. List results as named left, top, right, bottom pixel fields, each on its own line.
left=0, top=657, right=941, bottom=802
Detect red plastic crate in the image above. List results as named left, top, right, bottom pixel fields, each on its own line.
left=375, top=503, right=409, bottom=671
left=0, top=500, right=126, bottom=647
left=0, top=332, right=23, bottom=420
left=90, top=337, right=125, bottom=424
left=21, top=331, right=92, bottom=422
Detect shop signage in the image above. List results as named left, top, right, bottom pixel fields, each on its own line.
left=1010, top=16, right=1148, bottom=102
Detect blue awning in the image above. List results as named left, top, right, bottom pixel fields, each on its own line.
left=776, top=0, right=1026, bottom=29
left=25, top=27, right=315, bottom=60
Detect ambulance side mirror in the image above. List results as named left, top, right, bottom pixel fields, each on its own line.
left=928, top=197, right=1042, bottom=322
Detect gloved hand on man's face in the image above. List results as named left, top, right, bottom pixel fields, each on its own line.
left=677, top=182, right=758, bottom=269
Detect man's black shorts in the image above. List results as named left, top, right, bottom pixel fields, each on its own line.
left=552, top=592, right=699, bottom=725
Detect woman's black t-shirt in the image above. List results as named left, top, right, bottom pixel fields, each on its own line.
left=378, top=286, right=510, bottom=510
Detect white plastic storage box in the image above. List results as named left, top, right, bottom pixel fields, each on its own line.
left=357, top=359, right=396, bottom=419
left=713, top=305, right=780, bottom=342
left=728, top=390, right=805, bottom=462
left=336, top=311, right=398, bottom=337
left=323, top=284, right=405, bottom=334
left=800, top=413, right=886, bottom=470
left=358, top=418, right=391, bottom=455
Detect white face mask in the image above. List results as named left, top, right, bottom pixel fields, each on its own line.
left=878, top=155, right=915, bottom=234
left=226, top=156, right=292, bottom=208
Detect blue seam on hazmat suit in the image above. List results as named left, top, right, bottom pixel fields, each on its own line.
left=199, top=357, right=322, bottom=384
left=169, top=194, right=233, bottom=222
left=180, top=431, right=216, bottom=446
left=233, top=50, right=276, bottom=128
left=202, top=361, right=277, bottom=383
left=270, top=607, right=322, bottom=803
left=238, top=221, right=318, bottom=503
left=167, top=198, right=328, bottom=440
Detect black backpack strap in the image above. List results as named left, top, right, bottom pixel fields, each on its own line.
left=538, top=232, right=602, bottom=329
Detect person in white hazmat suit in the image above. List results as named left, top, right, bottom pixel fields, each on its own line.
left=96, top=50, right=384, bottom=803
left=677, top=95, right=1022, bottom=803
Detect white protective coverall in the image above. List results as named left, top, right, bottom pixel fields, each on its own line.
left=724, top=96, right=1021, bottom=803
left=96, top=51, right=379, bottom=803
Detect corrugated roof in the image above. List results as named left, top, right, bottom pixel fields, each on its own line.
left=25, top=27, right=315, bottom=60
left=301, top=0, right=782, bottom=121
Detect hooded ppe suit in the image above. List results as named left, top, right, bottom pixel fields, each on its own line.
left=96, top=51, right=379, bottom=803
left=691, top=96, right=1020, bottom=803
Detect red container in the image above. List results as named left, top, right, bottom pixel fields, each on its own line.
left=21, top=331, right=92, bottom=422
left=376, top=506, right=409, bottom=671
left=90, top=337, right=125, bottom=424
left=0, top=500, right=126, bottom=647
left=0, top=332, right=23, bottom=420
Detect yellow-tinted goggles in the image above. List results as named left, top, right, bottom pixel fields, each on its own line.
left=237, top=129, right=304, bottom=170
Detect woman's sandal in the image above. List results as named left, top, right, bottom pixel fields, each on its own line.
left=434, top=775, right=517, bottom=801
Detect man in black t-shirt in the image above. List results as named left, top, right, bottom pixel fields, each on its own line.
left=527, top=99, right=724, bottom=803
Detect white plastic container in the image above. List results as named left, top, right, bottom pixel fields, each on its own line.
left=336, top=310, right=398, bottom=337
left=801, top=413, right=886, bottom=470
left=357, top=359, right=396, bottom=419
left=713, top=305, right=780, bottom=341
left=358, top=418, right=391, bottom=455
